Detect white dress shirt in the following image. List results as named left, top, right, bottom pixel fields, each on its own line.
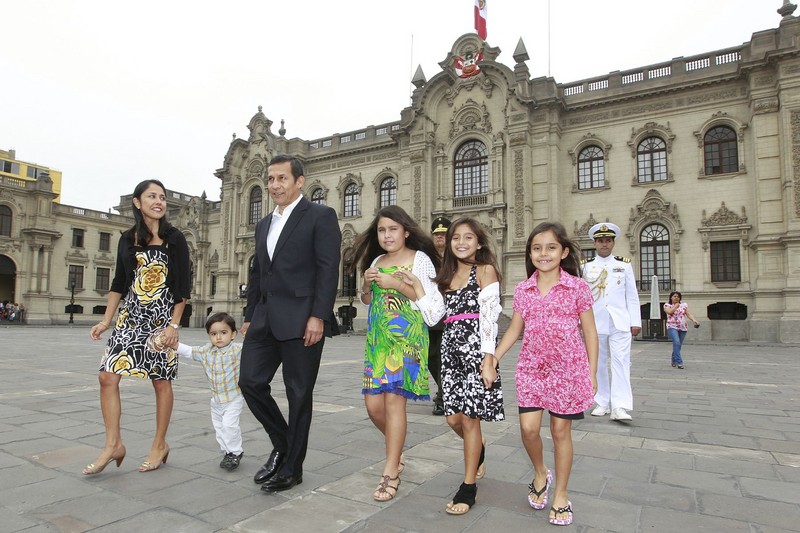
left=266, top=194, right=303, bottom=259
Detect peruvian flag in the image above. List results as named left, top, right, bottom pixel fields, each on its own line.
left=474, top=0, right=487, bottom=40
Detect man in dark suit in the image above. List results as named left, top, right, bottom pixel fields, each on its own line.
left=239, top=154, right=342, bottom=492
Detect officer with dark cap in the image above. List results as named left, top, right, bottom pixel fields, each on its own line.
left=582, top=222, right=641, bottom=422
left=429, top=216, right=451, bottom=415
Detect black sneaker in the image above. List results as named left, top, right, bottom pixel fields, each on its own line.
left=227, top=452, right=243, bottom=470
left=220, top=453, right=234, bottom=469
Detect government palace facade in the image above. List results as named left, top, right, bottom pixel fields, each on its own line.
left=2, top=9, right=800, bottom=343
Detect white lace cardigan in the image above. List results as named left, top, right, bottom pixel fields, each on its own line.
left=416, top=278, right=502, bottom=355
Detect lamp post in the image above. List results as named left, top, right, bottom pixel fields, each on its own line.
left=69, top=281, right=75, bottom=324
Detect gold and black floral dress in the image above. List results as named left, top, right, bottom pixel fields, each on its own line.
left=99, top=246, right=178, bottom=380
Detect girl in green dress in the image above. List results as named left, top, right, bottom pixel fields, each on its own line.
left=349, top=206, right=440, bottom=502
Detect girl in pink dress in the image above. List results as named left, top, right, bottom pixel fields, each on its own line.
left=492, top=222, right=598, bottom=527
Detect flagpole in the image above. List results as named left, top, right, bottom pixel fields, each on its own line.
left=548, top=0, right=551, bottom=77
left=410, top=33, right=414, bottom=104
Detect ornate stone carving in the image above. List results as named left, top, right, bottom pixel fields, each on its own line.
left=444, top=76, right=494, bottom=107
left=755, top=75, right=776, bottom=87
left=627, top=121, right=676, bottom=157
left=514, top=150, right=524, bottom=239
left=627, top=189, right=683, bottom=254
left=247, top=157, right=265, bottom=178
left=336, top=173, right=363, bottom=196
left=753, top=97, right=779, bottom=114
left=410, top=150, right=426, bottom=163
left=791, top=110, right=800, bottom=216
left=449, top=98, right=492, bottom=140
left=687, top=89, right=739, bottom=105
left=509, top=132, right=527, bottom=146
left=181, top=197, right=201, bottom=230
left=413, top=166, right=422, bottom=221
left=702, top=202, right=747, bottom=226
left=567, top=111, right=611, bottom=126
left=621, top=102, right=673, bottom=117
left=575, top=213, right=599, bottom=238
left=0, top=240, right=21, bottom=255
left=341, top=223, right=358, bottom=251
left=568, top=133, right=611, bottom=165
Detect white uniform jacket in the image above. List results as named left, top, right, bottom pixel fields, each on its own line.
left=582, top=255, right=642, bottom=334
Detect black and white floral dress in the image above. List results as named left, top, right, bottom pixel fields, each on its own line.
left=440, top=266, right=504, bottom=421
left=99, top=246, right=178, bottom=380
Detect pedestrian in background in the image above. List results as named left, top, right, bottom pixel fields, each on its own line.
left=663, top=291, right=700, bottom=369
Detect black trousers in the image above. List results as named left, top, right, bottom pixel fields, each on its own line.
left=239, top=323, right=323, bottom=478
left=428, top=328, right=443, bottom=392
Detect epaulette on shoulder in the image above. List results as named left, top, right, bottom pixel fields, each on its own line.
left=614, top=256, right=631, bottom=263
left=581, top=257, right=596, bottom=264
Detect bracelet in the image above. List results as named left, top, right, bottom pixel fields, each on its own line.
left=360, top=290, right=372, bottom=296
left=99, top=321, right=111, bottom=328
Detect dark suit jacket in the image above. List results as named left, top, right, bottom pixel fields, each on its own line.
left=245, top=197, right=342, bottom=340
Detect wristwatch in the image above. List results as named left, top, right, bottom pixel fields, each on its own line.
left=168, top=323, right=179, bottom=330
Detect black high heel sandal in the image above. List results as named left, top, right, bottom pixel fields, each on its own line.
left=445, top=482, right=477, bottom=515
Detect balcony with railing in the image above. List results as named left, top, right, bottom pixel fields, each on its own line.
left=453, top=194, right=488, bottom=208
left=559, top=46, right=743, bottom=103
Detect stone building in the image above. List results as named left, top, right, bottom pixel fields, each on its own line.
left=2, top=8, right=799, bottom=342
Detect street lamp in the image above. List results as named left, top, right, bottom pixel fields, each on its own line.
left=69, top=281, right=75, bottom=324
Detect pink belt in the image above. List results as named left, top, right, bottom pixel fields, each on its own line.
left=444, top=313, right=480, bottom=324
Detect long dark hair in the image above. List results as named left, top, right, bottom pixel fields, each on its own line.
left=434, top=216, right=502, bottom=293
left=348, top=205, right=440, bottom=274
left=668, top=291, right=682, bottom=303
left=525, top=221, right=582, bottom=278
left=127, top=179, right=173, bottom=246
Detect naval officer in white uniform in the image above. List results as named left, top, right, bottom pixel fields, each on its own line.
left=582, top=223, right=641, bottom=422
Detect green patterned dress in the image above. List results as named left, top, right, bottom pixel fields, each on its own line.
left=362, top=264, right=430, bottom=400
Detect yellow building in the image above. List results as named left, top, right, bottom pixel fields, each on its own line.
left=0, top=149, right=63, bottom=203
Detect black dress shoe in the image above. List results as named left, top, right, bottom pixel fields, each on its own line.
left=260, top=473, right=302, bottom=492
left=253, top=450, right=285, bottom=484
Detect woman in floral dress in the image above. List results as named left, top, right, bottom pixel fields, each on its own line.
left=84, top=179, right=190, bottom=475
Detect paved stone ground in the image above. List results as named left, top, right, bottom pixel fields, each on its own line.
left=0, top=325, right=798, bottom=532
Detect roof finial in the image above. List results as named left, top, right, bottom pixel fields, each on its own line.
left=279, top=119, right=286, bottom=137
left=779, top=0, right=797, bottom=19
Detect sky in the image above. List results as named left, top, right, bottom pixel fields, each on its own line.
left=3, top=0, right=781, bottom=212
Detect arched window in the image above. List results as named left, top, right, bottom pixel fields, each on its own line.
left=640, top=224, right=671, bottom=290
left=454, top=140, right=488, bottom=197
left=637, top=137, right=667, bottom=182
left=311, top=188, right=326, bottom=205
left=344, top=183, right=359, bottom=217
left=704, top=126, right=738, bottom=175
left=0, top=205, right=10, bottom=237
left=577, top=146, right=605, bottom=189
left=248, top=187, right=262, bottom=225
left=379, top=177, right=396, bottom=207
